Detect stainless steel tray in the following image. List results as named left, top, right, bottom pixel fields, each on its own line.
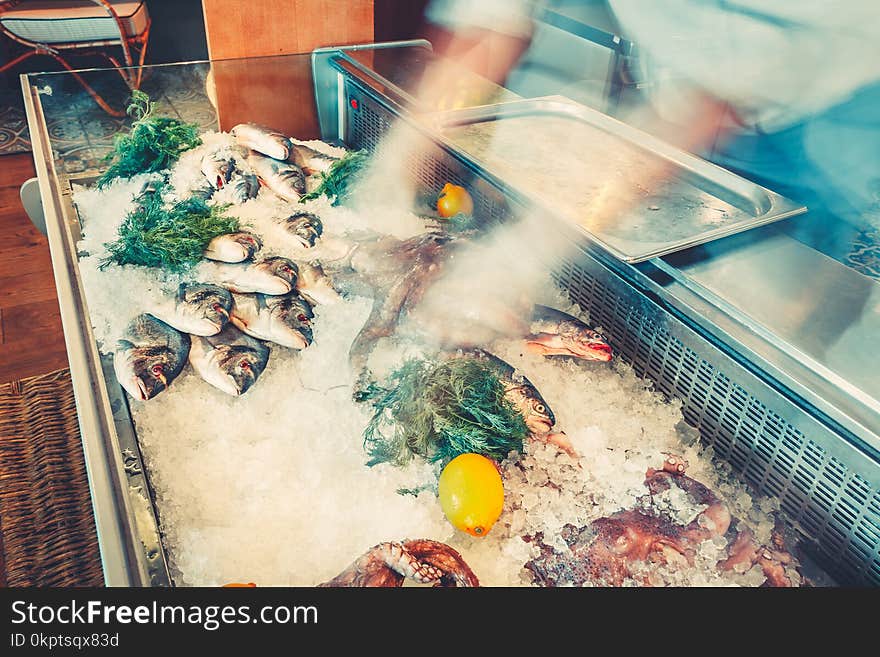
left=426, top=96, right=806, bottom=263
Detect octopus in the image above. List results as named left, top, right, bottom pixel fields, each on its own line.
left=524, top=456, right=801, bottom=587
left=321, top=539, right=479, bottom=587
left=345, top=231, right=457, bottom=379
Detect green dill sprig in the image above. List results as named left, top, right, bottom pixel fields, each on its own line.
left=299, top=149, right=369, bottom=206
left=101, top=186, right=240, bottom=271
left=97, top=90, right=202, bottom=188
left=361, top=357, right=527, bottom=468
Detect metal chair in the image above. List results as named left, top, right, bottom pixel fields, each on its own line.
left=0, top=0, right=151, bottom=116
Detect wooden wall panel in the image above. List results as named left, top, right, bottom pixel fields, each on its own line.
left=202, top=0, right=374, bottom=60
left=202, top=0, right=374, bottom=138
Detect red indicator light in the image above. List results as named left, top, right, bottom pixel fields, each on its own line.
left=350, top=98, right=359, bottom=110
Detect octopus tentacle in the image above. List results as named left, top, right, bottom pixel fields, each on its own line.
left=402, top=539, right=480, bottom=587
left=379, top=542, right=444, bottom=583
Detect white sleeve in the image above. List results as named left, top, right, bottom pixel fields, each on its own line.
left=609, top=0, right=880, bottom=128
left=425, top=0, right=536, bottom=38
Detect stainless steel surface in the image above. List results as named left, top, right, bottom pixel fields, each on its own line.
left=312, top=40, right=433, bottom=143
left=428, top=96, right=806, bottom=263
left=344, top=78, right=879, bottom=585
left=656, top=230, right=880, bottom=456
left=20, top=75, right=151, bottom=586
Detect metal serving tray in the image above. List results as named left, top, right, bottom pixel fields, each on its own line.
left=427, top=96, right=806, bottom=263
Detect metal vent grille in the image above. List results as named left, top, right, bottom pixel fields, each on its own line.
left=346, top=83, right=510, bottom=227
left=344, top=82, right=880, bottom=586
left=555, top=259, right=880, bottom=585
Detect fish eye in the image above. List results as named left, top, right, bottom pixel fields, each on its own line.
left=535, top=403, right=545, bottom=413
left=151, top=364, right=164, bottom=376
left=239, top=360, right=251, bottom=370
left=212, top=303, right=223, bottom=312
left=280, top=265, right=292, bottom=273
left=296, top=313, right=309, bottom=322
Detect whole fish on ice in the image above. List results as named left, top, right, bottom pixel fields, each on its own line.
left=147, top=283, right=233, bottom=336
left=201, top=151, right=235, bottom=189
left=281, top=212, right=323, bottom=248
left=231, top=123, right=292, bottom=161
left=526, top=305, right=612, bottom=362
left=113, top=314, right=190, bottom=401
left=466, top=349, right=556, bottom=436
left=224, top=170, right=260, bottom=204
left=231, top=292, right=314, bottom=349
left=294, top=260, right=342, bottom=306
left=247, top=151, right=305, bottom=202
left=206, top=256, right=298, bottom=295
left=288, top=142, right=339, bottom=174
left=204, top=231, right=262, bottom=263
left=188, top=325, right=270, bottom=396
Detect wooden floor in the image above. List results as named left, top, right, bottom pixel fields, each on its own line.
left=0, top=153, right=69, bottom=384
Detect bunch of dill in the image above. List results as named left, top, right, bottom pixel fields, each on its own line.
left=361, top=356, right=527, bottom=467
left=97, top=90, right=202, bottom=188
left=101, top=186, right=240, bottom=272
left=299, top=149, right=369, bottom=206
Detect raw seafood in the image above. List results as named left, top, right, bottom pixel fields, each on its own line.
left=294, top=260, right=342, bottom=306
left=288, top=142, right=339, bottom=174
left=527, top=304, right=612, bottom=362
left=320, top=540, right=479, bottom=587
left=466, top=349, right=556, bottom=437
left=205, top=256, right=298, bottom=295
left=226, top=170, right=260, bottom=203
left=188, top=325, right=270, bottom=396
left=203, top=231, right=262, bottom=263
left=524, top=457, right=801, bottom=587
left=348, top=232, right=456, bottom=374
left=147, top=283, right=233, bottom=336
left=231, top=123, right=291, bottom=160
left=230, top=292, right=313, bottom=349
left=113, top=314, right=190, bottom=401
left=280, top=211, right=323, bottom=248
left=201, top=151, right=234, bottom=189
left=247, top=151, right=305, bottom=202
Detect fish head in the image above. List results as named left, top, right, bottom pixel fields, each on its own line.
left=284, top=212, right=323, bottom=248
left=216, top=346, right=266, bottom=395
left=115, top=343, right=175, bottom=400
left=527, top=323, right=613, bottom=362
left=259, top=257, right=298, bottom=292
left=506, top=383, right=556, bottom=435
left=569, top=327, right=613, bottom=362
left=233, top=232, right=262, bottom=259
left=271, top=294, right=314, bottom=348
left=179, top=283, right=232, bottom=334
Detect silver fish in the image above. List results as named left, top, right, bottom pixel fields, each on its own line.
left=527, top=305, right=612, bottom=362
left=201, top=151, right=235, bottom=189
left=247, top=151, right=305, bottom=202
left=281, top=212, right=323, bottom=248
left=208, top=256, right=298, bottom=295
left=231, top=123, right=292, bottom=160
left=204, top=231, right=262, bottom=263
left=295, top=260, right=342, bottom=305
left=469, top=349, right=556, bottom=436
left=231, top=292, right=314, bottom=349
left=113, top=314, right=190, bottom=401
left=226, top=170, right=260, bottom=203
left=188, top=325, right=270, bottom=396
left=148, top=283, right=233, bottom=336
left=288, top=142, right=339, bottom=174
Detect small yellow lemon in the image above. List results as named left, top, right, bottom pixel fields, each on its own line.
left=438, top=453, right=504, bottom=537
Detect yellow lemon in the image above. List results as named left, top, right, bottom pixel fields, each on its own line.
left=438, top=453, right=504, bottom=537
